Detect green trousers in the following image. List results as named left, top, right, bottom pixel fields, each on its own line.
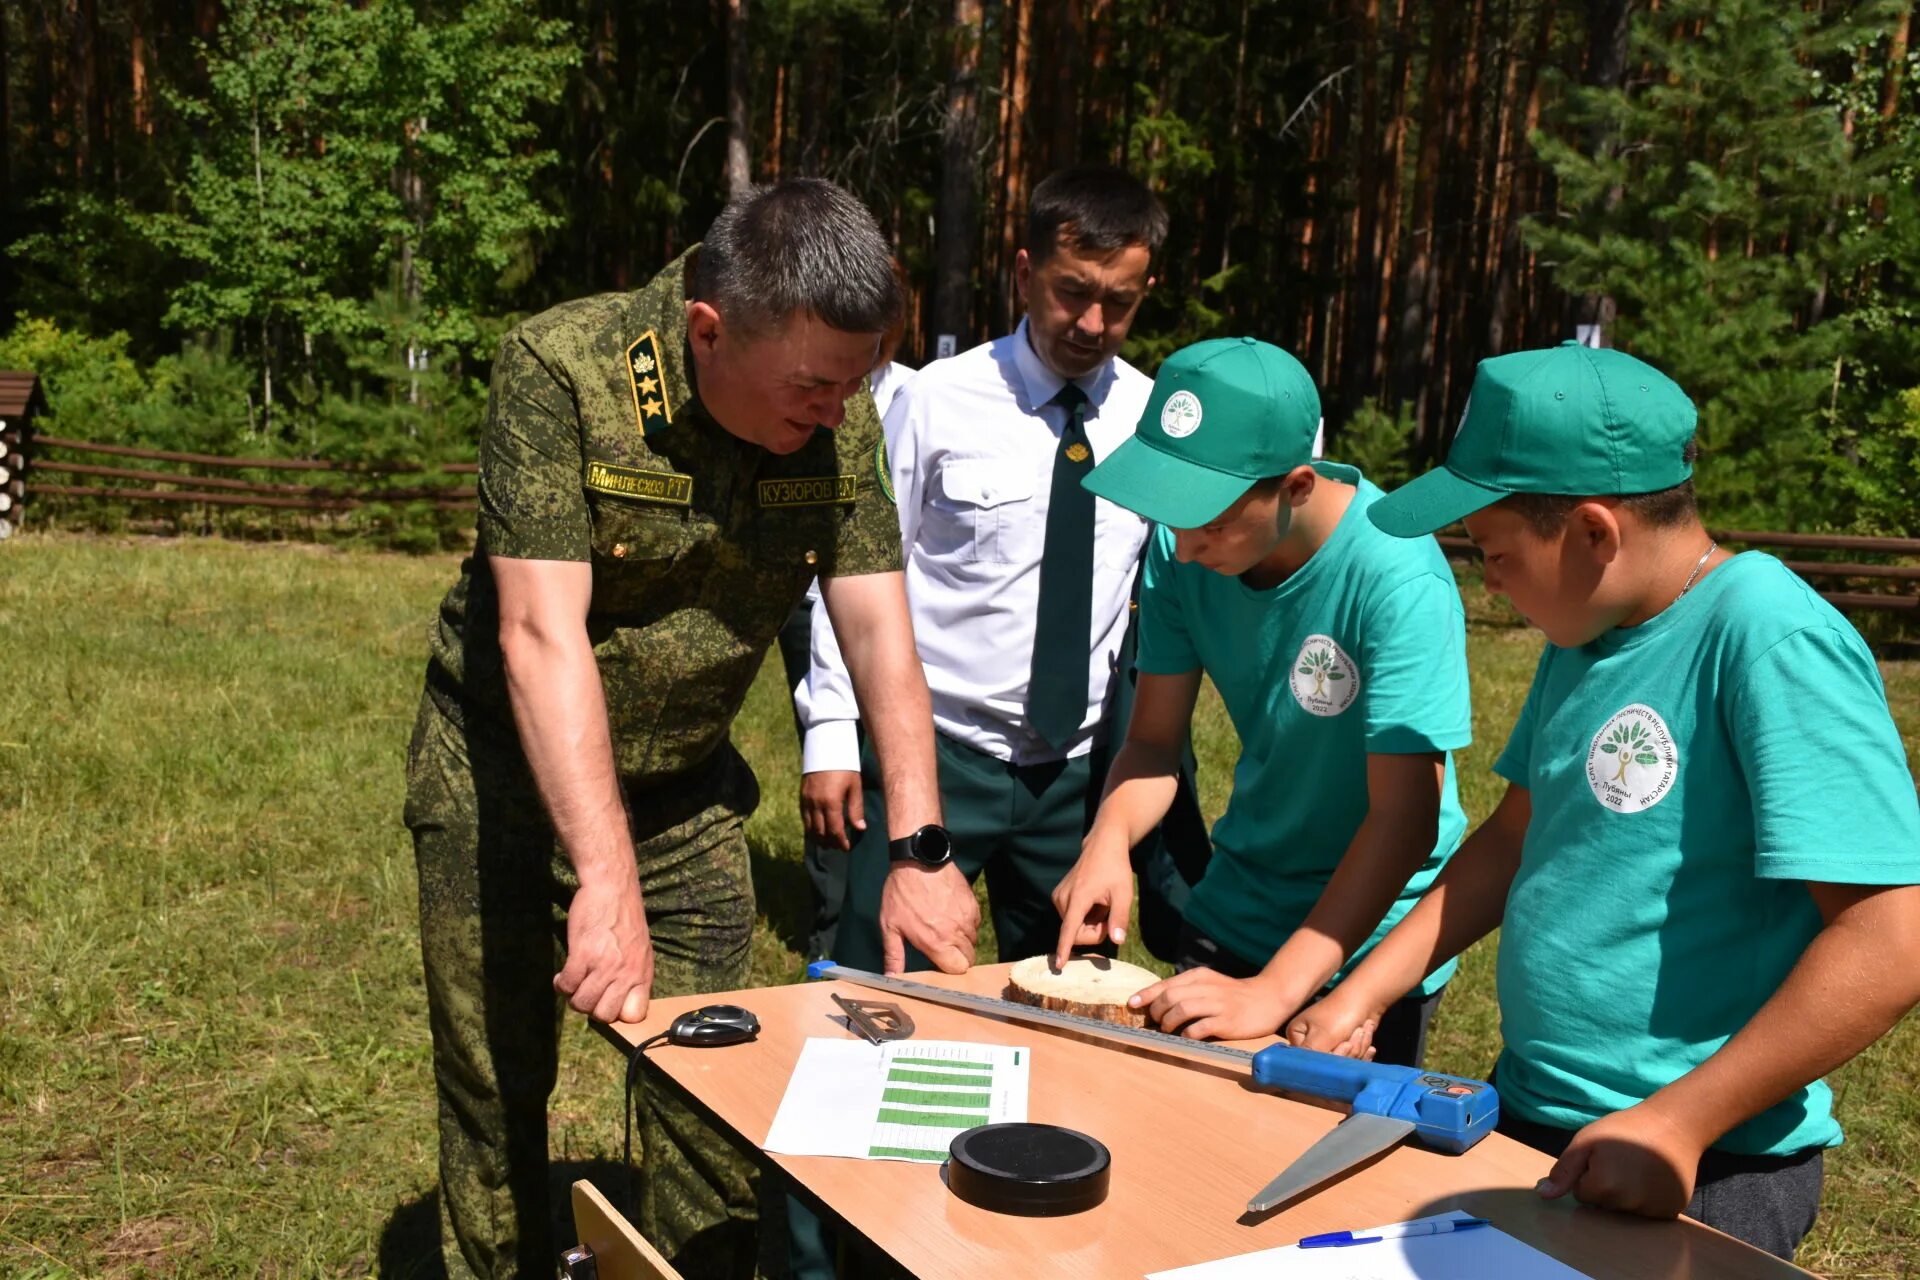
left=405, top=692, right=763, bottom=1280
left=834, top=731, right=1103, bottom=972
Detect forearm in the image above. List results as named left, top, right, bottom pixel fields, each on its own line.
left=1085, top=739, right=1183, bottom=854
left=500, top=622, right=634, bottom=889
left=855, top=664, right=940, bottom=837
left=1259, top=805, right=1438, bottom=1010
left=1642, top=884, right=1920, bottom=1148
left=1333, top=800, right=1525, bottom=1013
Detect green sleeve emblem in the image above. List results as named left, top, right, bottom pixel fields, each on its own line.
left=875, top=437, right=895, bottom=506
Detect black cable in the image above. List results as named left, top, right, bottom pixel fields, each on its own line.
left=624, top=1031, right=672, bottom=1224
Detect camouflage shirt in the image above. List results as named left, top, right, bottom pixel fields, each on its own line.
left=425, top=248, right=902, bottom=780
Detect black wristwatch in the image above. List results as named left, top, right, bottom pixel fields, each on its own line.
left=887, top=823, right=954, bottom=869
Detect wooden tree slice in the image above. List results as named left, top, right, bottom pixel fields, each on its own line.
left=1004, top=955, right=1158, bottom=1029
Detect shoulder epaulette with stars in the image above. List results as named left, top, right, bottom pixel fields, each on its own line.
left=625, top=329, right=673, bottom=436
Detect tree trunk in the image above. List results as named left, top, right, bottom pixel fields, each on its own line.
left=1084, top=0, right=1114, bottom=144
left=1392, top=2, right=1459, bottom=443
left=1431, top=0, right=1490, bottom=434
left=1046, top=0, right=1085, bottom=171
left=995, top=0, right=1032, bottom=335
left=767, top=62, right=787, bottom=180
left=1487, top=0, right=1557, bottom=355
left=724, top=0, right=752, bottom=197
left=1371, top=0, right=1415, bottom=399
left=1215, top=0, right=1252, bottom=276
left=67, top=0, right=92, bottom=186
left=131, top=0, right=152, bottom=137
left=1340, top=0, right=1383, bottom=420
left=931, top=0, right=983, bottom=358
left=0, top=5, right=10, bottom=201
left=1570, top=0, right=1633, bottom=345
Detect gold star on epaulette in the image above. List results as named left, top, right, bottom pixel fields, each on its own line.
left=625, top=329, right=674, bottom=436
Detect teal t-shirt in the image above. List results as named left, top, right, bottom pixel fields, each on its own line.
left=1492, top=552, right=1920, bottom=1156
left=1137, top=465, right=1471, bottom=996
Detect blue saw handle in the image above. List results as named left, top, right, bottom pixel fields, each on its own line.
left=1248, top=1044, right=1499, bottom=1155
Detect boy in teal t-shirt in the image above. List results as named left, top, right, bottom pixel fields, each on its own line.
left=1295, top=342, right=1920, bottom=1259
left=1051, top=338, right=1471, bottom=1066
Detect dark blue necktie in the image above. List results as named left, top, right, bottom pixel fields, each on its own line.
left=1027, top=383, right=1096, bottom=749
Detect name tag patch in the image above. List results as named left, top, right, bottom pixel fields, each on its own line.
left=757, top=474, right=858, bottom=507
left=586, top=460, right=693, bottom=506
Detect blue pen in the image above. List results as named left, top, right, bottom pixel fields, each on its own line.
left=1299, top=1217, right=1492, bottom=1249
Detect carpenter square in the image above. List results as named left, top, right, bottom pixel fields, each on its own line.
left=807, top=962, right=1498, bottom=1212
left=830, top=992, right=915, bottom=1044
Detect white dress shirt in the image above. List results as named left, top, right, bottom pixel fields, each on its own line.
left=798, top=321, right=1152, bottom=771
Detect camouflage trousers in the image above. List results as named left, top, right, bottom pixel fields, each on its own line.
left=405, top=689, right=763, bottom=1280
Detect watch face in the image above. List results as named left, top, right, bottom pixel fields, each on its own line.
left=915, top=825, right=953, bottom=863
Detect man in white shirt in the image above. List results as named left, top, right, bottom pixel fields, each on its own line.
left=798, top=167, right=1174, bottom=973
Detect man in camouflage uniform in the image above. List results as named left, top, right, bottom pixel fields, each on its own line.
left=406, top=180, right=976, bottom=1279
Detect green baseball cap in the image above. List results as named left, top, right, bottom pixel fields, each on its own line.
left=1083, top=337, right=1321, bottom=528
left=1369, top=341, right=1698, bottom=538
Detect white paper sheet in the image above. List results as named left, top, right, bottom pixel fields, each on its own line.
left=761, top=1037, right=1030, bottom=1164
left=1146, top=1210, right=1596, bottom=1280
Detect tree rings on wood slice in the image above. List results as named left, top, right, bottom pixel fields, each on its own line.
left=1004, top=955, right=1157, bottom=1029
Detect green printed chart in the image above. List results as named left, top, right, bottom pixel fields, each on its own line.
left=762, top=1037, right=1031, bottom=1165
left=868, top=1044, right=1014, bottom=1161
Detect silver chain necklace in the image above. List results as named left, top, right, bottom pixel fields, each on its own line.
left=1676, top=540, right=1718, bottom=601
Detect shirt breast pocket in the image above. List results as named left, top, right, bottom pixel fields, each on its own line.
left=927, top=460, right=1041, bottom=565
left=587, top=496, right=693, bottom=614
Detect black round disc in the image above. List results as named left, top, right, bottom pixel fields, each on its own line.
left=946, top=1123, right=1111, bottom=1217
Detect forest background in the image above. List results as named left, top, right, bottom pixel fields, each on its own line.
left=3, top=0, right=1919, bottom=536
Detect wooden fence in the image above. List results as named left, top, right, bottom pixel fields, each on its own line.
left=6, top=432, right=1916, bottom=613
left=1436, top=532, right=1918, bottom=613
left=13, top=434, right=478, bottom=530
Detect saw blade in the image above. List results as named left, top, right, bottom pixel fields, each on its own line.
left=1246, top=1113, right=1417, bottom=1213
left=812, top=964, right=1255, bottom=1070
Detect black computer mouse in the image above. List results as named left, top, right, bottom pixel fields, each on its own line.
left=667, top=1004, right=761, bottom=1047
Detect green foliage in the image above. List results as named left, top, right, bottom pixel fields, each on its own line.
left=1334, top=398, right=1421, bottom=489
left=1124, top=266, right=1236, bottom=370
left=141, top=0, right=572, bottom=435
left=1847, top=388, right=1920, bottom=536
left=0, top=315, right=153, bottom=443
left=0, top=313, right=484, bottom=464
left=0, top=312, right=480, bottom=548
left=6, top=193, right=185, bottom=354
left=1526, top=0, right=1918, bottom=532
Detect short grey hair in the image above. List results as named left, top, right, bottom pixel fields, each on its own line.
left=691, top=179, right=903, bottom=337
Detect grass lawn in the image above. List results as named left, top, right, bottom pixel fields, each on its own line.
left=1, top=533, right=1915, bottom=1278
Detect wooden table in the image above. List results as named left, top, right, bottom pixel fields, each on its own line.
left=603, top=963, right=1812, bottom=1279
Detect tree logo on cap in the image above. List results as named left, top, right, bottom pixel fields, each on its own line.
left=1585, top=703, right=1679, bottom=814
left=1160, top=390, right=1204, bottom=438
left=1289, top=635, right=1359, bottom=717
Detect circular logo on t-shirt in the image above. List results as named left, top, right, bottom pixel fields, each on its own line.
left=1290, top=635, right=1360, bottom=716
left=1160, top=390, right=1203, bottom=438
left=1585, top=703, right=1679, bottom=813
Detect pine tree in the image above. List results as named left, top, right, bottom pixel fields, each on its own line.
left=1526, top=0, right=1912, bottom=529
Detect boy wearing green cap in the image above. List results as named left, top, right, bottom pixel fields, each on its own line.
left=1290, top=342, right=1920, bottom=1258
left=1052, top=337, right=1472, bottom=1067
